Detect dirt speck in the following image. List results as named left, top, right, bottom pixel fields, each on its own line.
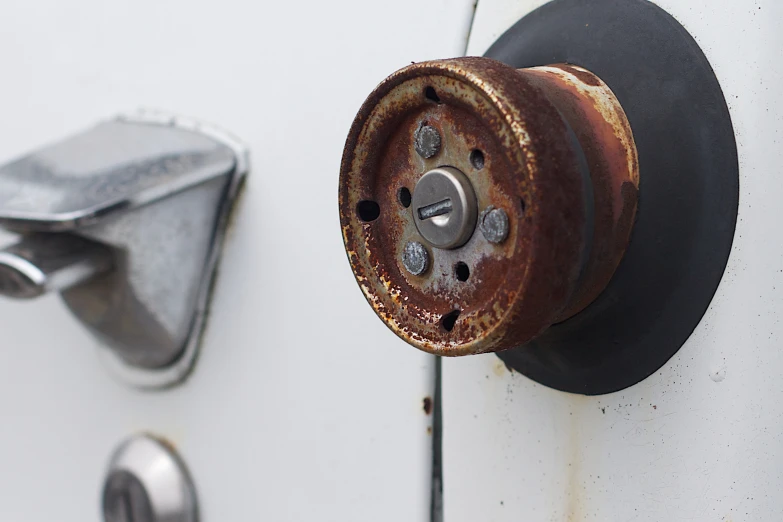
left=423, top=396, right=433, bottom=415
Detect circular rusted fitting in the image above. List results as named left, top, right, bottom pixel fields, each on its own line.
left=339, top=57, right=638, bottom=356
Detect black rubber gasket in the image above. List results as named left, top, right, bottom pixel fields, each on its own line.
left=486, top=0, right=739, bottom=394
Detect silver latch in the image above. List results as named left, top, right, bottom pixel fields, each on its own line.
left=0, top=112, right=248, bottom=388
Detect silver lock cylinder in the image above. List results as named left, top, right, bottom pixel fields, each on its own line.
left=0, top=111, right=249, bottom=388
left=411, top=167, right=477, bottom=250
left=103, top=434, right=198, bottom=522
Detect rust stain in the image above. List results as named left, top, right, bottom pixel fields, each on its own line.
left=338, top=57, right=639, bottom=356
left=145, top=432, right=180, bottom=452
left=423, top=396, right=433, bottom=415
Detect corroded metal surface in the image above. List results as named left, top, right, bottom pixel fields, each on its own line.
left=339, top=57, right=638, bottom=356
left=523, top=64, right=639, bottom=319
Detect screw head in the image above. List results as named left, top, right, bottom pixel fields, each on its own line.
left=402, top=241, right=429, bottom=275
left=480, top=207, right=509, bottom=244
left=413, top=125, right=441, bottom=159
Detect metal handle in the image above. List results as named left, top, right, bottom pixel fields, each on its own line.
left=0, top=112, right=249, bottom=388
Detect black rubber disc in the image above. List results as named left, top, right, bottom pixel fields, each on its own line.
left=487, top=0, right=739, bottom=394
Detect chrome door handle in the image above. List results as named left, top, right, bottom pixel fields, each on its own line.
left=0, top=111, right=248, bottom=388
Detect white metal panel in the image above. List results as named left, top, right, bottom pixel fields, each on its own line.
left=445, top=1, right=783, bottom=521
left=0, top=1, right=474, bottom=520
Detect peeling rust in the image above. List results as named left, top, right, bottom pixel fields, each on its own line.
left=338, top=57, right=639, bottom=356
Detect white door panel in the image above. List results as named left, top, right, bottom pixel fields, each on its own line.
left=444, top=1, right=783, bottom=521
left=0, top=1, right=474, bottom=520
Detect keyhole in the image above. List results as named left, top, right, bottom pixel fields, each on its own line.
left=417, top=198, right=452, bottom=221
left=106, top=489, right=135, bottom=522
left=410, top=167, right=477, bottom=249
left=103, top=477, right=153, bottom=522
left=118, top=491, right=134, bottom=522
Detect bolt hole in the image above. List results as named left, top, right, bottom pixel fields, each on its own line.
left=398, top=187, right=412, bottom=208
left=470, top=149, right=485, bottom=170
left=455, top=262, right=470, bottom=282
left=357, top=200, right=380, bottom=222
left=425, top=86, right=441, bottom=103
left=520, top=198, right=527, bottom=214
left=441, top=310, right=461, bottom=332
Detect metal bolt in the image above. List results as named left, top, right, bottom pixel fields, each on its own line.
left=402, top=241, right=429, bottom=276
left=413, top=124, right=441, bottom=159
left=480, top=206, right=509, bottom=244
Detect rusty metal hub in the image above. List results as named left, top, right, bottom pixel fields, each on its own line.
left=339, top=57, right=638, bottom=356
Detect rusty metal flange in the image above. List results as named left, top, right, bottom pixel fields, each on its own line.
left=486, top=0, right=739, bottom=394
left=339, top=57, right=638, bottom=356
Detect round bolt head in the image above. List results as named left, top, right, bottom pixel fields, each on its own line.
left=412, top=167, right=478, bottom=249
left=413, top=125, right=441, bottom=159
left=402, top=241, right=429, bottom=275
left=480, top=207, right=510, bottom=244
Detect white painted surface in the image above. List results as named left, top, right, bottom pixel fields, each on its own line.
left=0, top=1, right=475, bottom=520
left=445, top=1, right=783, bottom=521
